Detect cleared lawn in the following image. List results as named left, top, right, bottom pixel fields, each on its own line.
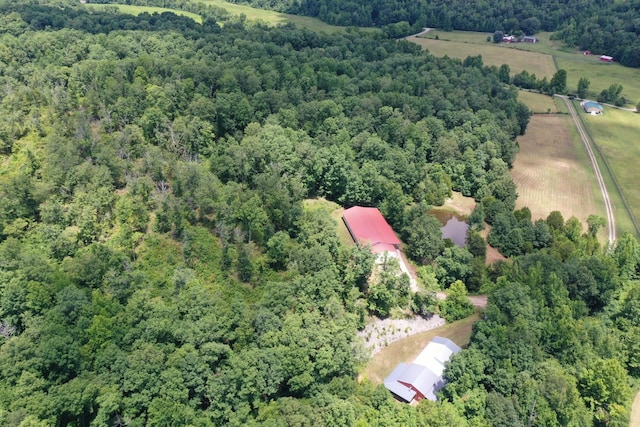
left=84, top=4, right=202, bottom=23
left=408, top=32, right=556, bottom=79
left=581, top=108, right=640, bottom=234
left=361, top=311, right=480, bottom=385
left=511, top=114, right=603, bottom=226
left=518, top=91, right=561, bottom=113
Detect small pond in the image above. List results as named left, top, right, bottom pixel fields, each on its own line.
left=431, top=210, right=469, bottom=247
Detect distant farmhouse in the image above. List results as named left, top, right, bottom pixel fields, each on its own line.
left=502, top=35, right=538, bottom=43
left=581, top=100, right=604, bottom=115
left=384, top=337, right=461, bottom=403
left=600, top=55, right=613, bottom=63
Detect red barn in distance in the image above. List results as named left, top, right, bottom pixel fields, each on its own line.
left=342, top=206, right=401, bottom=254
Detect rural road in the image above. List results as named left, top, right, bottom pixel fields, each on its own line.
left=558, top=95, right=616, bottom=244
left=406, top=28, right=431, bottom=38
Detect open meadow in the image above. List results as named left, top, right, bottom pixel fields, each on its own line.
left=200, top=0, right=376, bottom=32
left=360, top=311, right=479, bottom=385
left=84, top=4, right=203, bottom=23
left=511, top=114, right=604, bottom=226
left=85, top=1, right=372, bottom=33
left=406, top=33, right=556, bottom=79
left=518, top=91, right=561, bottom=113
left=579, top=107, right=640, bottom=234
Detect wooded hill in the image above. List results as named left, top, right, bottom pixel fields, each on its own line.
left=0, top=3, right=639, bottom=426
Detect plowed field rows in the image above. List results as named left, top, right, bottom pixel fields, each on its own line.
left=511, top=114, right=601, bottom=225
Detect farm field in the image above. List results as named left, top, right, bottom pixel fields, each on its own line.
left=406, top=34, right=556, bottom=79
left=511, top=114, right=604, bottom=227
left=360, top=311, right=480, bottom=385
left=412, top=30, right=640, bottom=104
left=518, top=90, right=561, bottom=113
left=83, top=4, right=203, bottom=23
left=580, top=107, right=640, bottom=234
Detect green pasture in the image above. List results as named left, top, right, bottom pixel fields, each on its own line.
left=579, top=106, right=640, bottom=234
left=518, top=90, right=560, bottom=113
left=84, top=4, right=203, bottom=23
left=408, top=33, right=556, bottom=79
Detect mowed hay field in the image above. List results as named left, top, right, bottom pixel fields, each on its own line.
left=511, top=114, right=602, bottom=225
left=84, top=4, right=203, bottom=23
left=581, top=108, right=640, bottom=231
left=518, top=91, right=561, bottom=113
left=407, top=32, right=556, bottom=79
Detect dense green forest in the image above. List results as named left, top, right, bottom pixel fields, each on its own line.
left=0, top=2, right=639, bottom=426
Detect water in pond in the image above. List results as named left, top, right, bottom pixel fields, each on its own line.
left=431, top=210, right=469, bottom=247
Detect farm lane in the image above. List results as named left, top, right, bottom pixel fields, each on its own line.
left=558, top=95, right=616, bottom=244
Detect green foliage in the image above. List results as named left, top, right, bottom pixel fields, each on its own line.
left=549, top=69, right=568, bottom=95
left=367, top=256, right=411, bottom=317
left=402, top=204, right=445, bottom=264
left=0, top=3, right=638, bottom=426
left=578, top=77, right=591, bottom=99
left=439, top=280, right=474, bottom=322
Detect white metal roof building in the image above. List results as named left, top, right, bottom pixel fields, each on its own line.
left=383, top=337, right=461, bottom=403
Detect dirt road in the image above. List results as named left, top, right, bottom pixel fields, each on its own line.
left=558, top=95, right=616, bottom=244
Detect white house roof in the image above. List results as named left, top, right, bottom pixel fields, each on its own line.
left=384, top=337, right=461, bottom=402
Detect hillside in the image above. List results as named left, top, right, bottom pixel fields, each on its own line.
left=0, top=2, right=639, bottom=426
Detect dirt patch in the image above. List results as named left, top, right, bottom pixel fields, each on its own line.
left=440, top=191, right=476, bottom=217
left=467, top=295, right=488, bottom=308
left=631, top=391, right=640, bottom=427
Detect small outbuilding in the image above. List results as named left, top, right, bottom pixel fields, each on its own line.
left=581, top=100, right=604, bottom=115
left=384, top=337, right=461, bottom=403
left=523, top=36, right=538, bottom=43
left=600, top=55, right=613, bottom=63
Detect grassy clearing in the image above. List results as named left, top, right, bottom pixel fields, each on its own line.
left=408, top=31, right=556, bottom=79
left=555, top=57, right=640, bottom=105
left=361, top=311, right=480, bottom=385
left=331, top=207, right=356, bottom=247
left=518, top=91, right=560, bottom=113
left=511, top=114, right=604, bottom=227
left=580, top=107, right=640, bottom=234
left=200, top=0, right=377, bottom=33
left=437, top=191, right=476, bottom=217
left=84, top=4, right=202, bottom=23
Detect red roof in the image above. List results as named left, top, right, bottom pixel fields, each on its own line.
left=342, top=207, right=401, bottom=253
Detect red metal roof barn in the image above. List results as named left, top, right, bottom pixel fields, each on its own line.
left=342, top=206, right=401, bottom=253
